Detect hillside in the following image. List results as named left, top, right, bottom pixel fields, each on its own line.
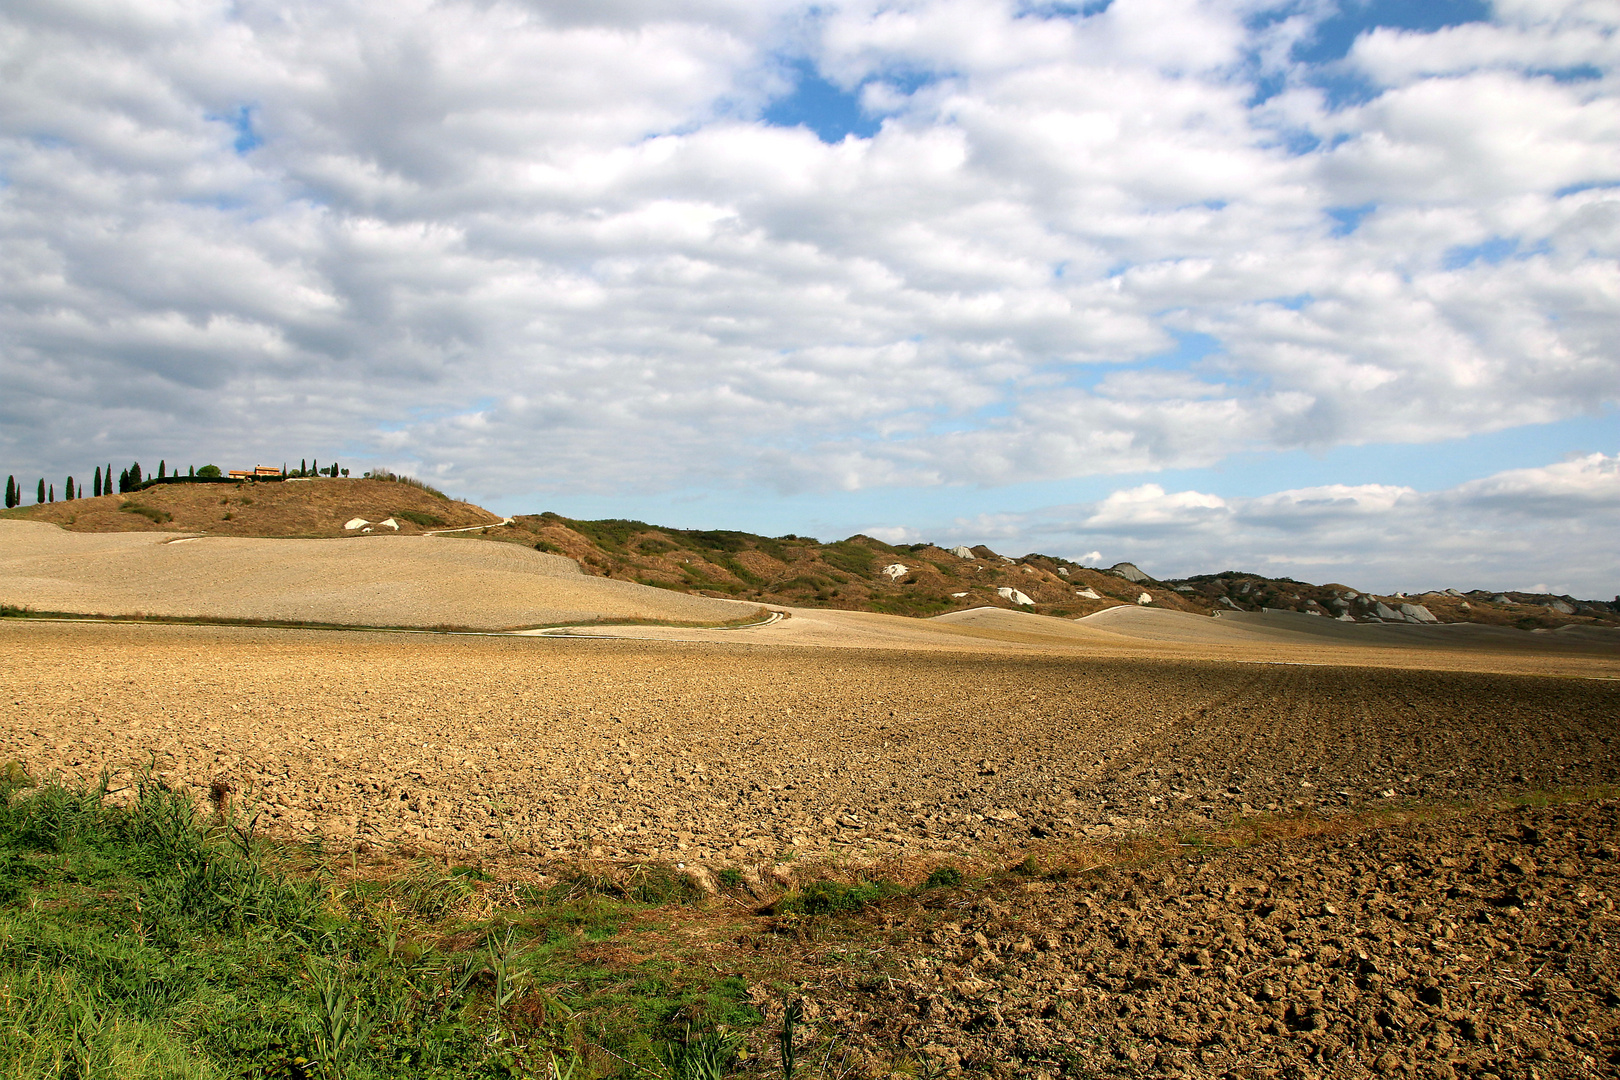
left=467, top=514, right=1620, bottom=629
left=5, top=477, right=500, bottom=538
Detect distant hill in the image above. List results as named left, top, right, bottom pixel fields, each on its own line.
left=7, top=486, right=1615, bottom=629
left=5, top=477, right=500, bottom=538
left=467, top=514, right=1620, bottom=629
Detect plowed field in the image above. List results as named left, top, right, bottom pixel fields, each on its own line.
left=4, top=621, right=1615, bottom=865
left=4, top=619, right=1618, bottom=1079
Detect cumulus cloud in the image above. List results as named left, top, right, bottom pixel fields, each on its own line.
left=944, top=453, right=1620, bottom=596
left=0, top=0, right=1615, bottom=514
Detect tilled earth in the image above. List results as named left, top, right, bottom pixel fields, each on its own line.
left=1, top=622, right=1616, bottom=866
left=4, top=620, right=1619, bottom=1078
left=796, top=799, right=1620, bottom=1080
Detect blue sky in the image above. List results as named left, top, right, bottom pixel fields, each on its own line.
left=1, top=0, right=1617, bottom=593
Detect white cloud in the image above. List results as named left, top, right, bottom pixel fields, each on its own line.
left=0, top=0, right=1615, bottom=520
left=940, top=453, right=1620, bottom=595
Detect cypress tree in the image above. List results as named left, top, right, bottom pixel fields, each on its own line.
left=188, top=465, right=194, bottom=477
left=300, top=459, right=306, bottom=476
left=93, top=466, right=102, bottom=498
left=129, top=462, right=142, bottom=488
left=106, top=465, right=113, bottom=494
left=5, top=476, right=14, bottom=509
left=158, top=460, right=166, bottom=479
left=37, top=479, right=45, bottom=504
left=48, top=484, right=54, bottom=503
left=119, top=468, right=129, bottom=493
left=65, top=477, right=74, bottom=501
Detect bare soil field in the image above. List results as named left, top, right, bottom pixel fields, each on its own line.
left=0, top=520, right=753, bottom=629
left=795, top=797, right=1620, bottom=1079
left=2, top=615, right=1617, bottom=1078
left=3, top=621, right=1615, bottom=867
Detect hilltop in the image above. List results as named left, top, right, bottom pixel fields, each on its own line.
left=5, top=476, right=500, bottom=538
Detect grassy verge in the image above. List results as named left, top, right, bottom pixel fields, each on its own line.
left=0, top=770, right=761, bottom=1079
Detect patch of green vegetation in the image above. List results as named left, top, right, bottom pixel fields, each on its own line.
left=119, top=503, right=173, bottom=523
left=922, top=865, right=962, bottom=889
left=819, top=541, right=878, bottom=577
left=393, top=509, right=446, bottom=528
left=772, top=879, right=902, bottom=916
left=0, top=771, right=760, bottom=1078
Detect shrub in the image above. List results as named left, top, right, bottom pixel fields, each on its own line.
left=923, top=865, right=962, bottom=889
left=363, top=469, right=447, bottom=500
left=196, top=465, right=221, bottom=478
left=392, top=509, right=444, bottom=528
left=120, top=504, right=172, bottom=524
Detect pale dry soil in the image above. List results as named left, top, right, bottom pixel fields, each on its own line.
left=0, top=519, right=748, bottom=628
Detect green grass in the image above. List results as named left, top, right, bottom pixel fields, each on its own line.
left=0, top=770, right=759, bottom=1079
left=393, top=509, right=446, bottom=528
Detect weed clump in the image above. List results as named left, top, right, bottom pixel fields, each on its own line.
left=775, top=878, right=901, bottom=916
left=923, top=864, right=962, bottom=889
left=119, top=503, right=173, bottom=523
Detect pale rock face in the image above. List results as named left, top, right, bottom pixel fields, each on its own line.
left=1549, top=599, right=1576, bottom=615
left=1137, top=593, right=1152, bottom=605
left=951, top=592, right=968, bottom=598
left=1110, top=562, right=1151, bottom=583
left=1218, top=596, right=1238, bottom=608
left=1176, top=585, right=1194, bottom=592
left=997, top=587, right=1034, bottom=606
left=1057, top=567, right=1069, bottom=577
left=880, top=563, right=908, bottom=580
left=1075, top=587, right=1101, bottom=600
left=379, top=518, right=400, bottom=531
left=1337, top=613, right=1356, bottom=622
left=344, top=518, right=370, bottom=530
left=1374, top=602, right=1402, bottom=620
left=1399, top=603, right=1439, bottom=623
left=948, top=545, right=975, bottom=559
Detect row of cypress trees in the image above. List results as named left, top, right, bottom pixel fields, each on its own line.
left=5, top=458, right=349, bottom=508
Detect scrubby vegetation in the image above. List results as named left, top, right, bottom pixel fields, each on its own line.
left=0, top=768, right=760, bottom=1079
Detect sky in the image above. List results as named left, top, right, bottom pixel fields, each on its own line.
left=1, top=0, right=1617, bottom=596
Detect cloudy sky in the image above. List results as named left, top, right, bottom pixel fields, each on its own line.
left=2, top=0, right=1617, bottom=594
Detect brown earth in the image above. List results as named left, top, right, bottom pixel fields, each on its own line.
left=3, top=619, right=1618, bottom=1078
left=792, top=797, right=1620, bottom=1080
left=6, top=476, right=498, bottom=537
left=3, top=621, right=1615, bottom=866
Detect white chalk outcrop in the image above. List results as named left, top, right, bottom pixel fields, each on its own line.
left=1109, top=562, right=1152, bottom=583
left=344, top=518, right=370, bottom=530
left=1075, top=587, right=1101, bottom=600
left=880, top=563, right=908, bottom=580
left=1137, top=592, right=1152, bottom=605
left=997, top=587, right=1034, bottom=606
left=948, top=545, right=975, bottom=559
left=1399, top=603, right=1439, bottom=623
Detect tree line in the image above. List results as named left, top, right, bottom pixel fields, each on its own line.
left=4, top=457, right=348, bottom=508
